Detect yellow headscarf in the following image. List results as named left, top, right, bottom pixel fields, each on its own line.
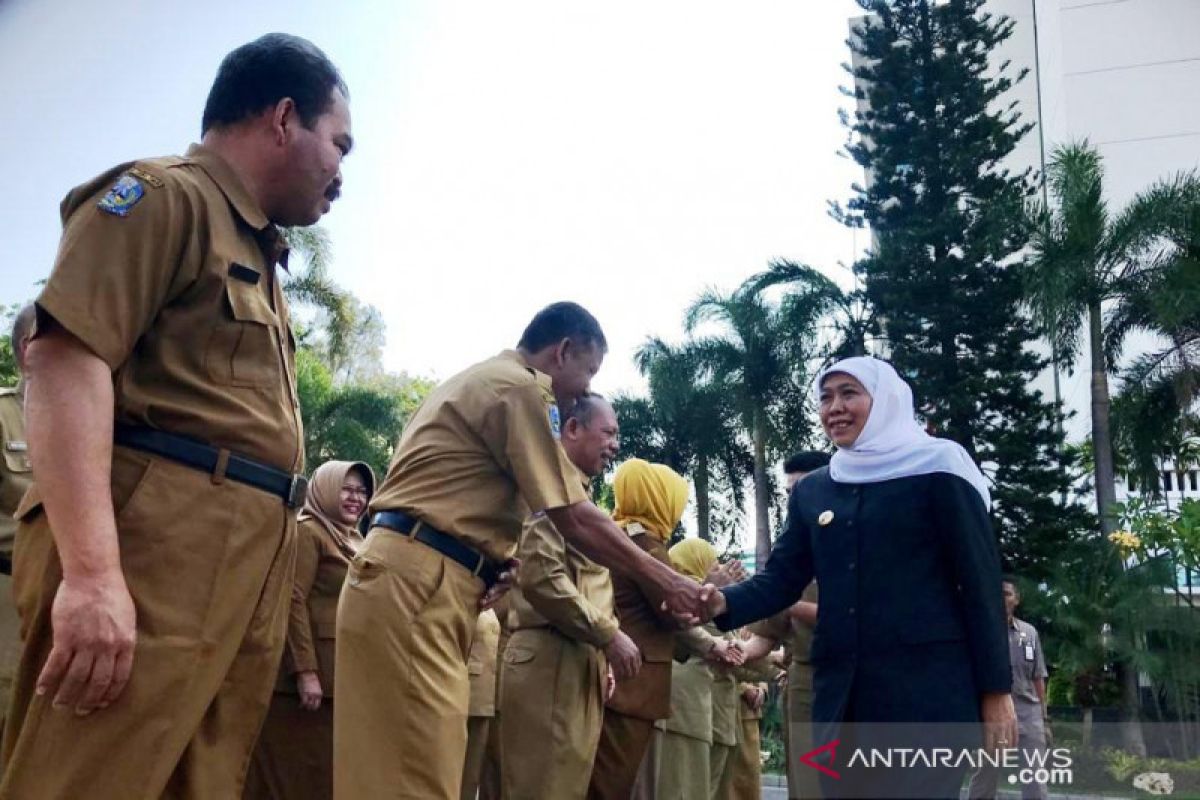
left=612, top=458, right=689, bottom=541
left=669, top=538, right=718, bottom=582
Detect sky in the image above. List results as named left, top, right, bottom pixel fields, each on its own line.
left=0, top=0, right=867, bottom=398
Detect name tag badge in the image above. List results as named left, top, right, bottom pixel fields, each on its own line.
left=1024, top=644, right=1035, bottom=662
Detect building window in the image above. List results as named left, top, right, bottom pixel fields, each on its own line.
left=1190, top=471, right=1198, bottom=492
left=1163, top=471, right=1173, bottom=492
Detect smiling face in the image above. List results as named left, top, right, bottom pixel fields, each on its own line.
left=818, top=372, right=873, bottom=448
left=337, top=467, right=370, bottom=526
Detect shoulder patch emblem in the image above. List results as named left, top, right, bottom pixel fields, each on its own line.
left=548, top=403, right=562, bottom=440
left=98, top=175, right=145, bottom=217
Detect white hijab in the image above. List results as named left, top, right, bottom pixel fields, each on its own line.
left=817, top=357, right=991, bottom=509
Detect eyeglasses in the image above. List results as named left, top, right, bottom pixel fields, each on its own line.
left=340, top=485, right=369, bottom=499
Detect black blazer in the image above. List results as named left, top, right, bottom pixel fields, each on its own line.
left=717, top=467, right=1010, bottom=727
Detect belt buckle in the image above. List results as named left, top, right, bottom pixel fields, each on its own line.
left=286, top=475, right=309, bottom=509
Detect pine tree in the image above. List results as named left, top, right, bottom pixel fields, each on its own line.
left=834, top=0, right=1093, bottom=578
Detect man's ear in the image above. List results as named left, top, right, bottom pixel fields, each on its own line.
left=561, top=417, right=580, bottom=441
left=554, top=337, right=572, bottom=366
left=271, top=97, right=299, bottom=146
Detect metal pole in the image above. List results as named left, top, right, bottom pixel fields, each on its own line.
left=1031, top=0, right=1068, bottom=504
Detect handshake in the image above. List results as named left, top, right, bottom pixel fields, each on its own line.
left=658, top=557, right=745, bottom=628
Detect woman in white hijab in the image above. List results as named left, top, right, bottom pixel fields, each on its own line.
left=706, top=357, right=1015, bottom=800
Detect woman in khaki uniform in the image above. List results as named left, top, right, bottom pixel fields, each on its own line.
left=589, top=459, right=690, bottom=800
left=245, top=461, right=375, bottom=799
left=658, top=539, right=743, bottom=800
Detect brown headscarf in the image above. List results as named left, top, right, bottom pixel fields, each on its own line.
left=297, top=460, right=376, bottom=558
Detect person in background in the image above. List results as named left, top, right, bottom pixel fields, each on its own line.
left=0, top=304, right=35, bottom=730
left=500, top=394, right=631, bottom=800
left=461, top=609, right=501, bottom=800
left=705, top=356, right=1015, bottom=799
left=968, top=577, right=1051, bottom=800
left=246, top=460, right=375, bottom=799
left=587, top=459, right=697, bottom=800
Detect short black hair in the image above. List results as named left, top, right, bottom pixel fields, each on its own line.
left=201, top=33, right=348, bottom=134
left=10, top=303, right=35, bottom=351
left=1002, top=575, right=1020, bottom=590
left=784, top=451, right=831, bottom=474
left=566, top=393, right=610, bottom=427
left=517, top=302, right=607, bottom=355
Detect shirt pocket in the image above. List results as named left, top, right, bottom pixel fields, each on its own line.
left=205, top=279, right=282, bottom=388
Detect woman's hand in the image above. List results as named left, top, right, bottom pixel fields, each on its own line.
left=296, top=670, right=324, bottom=711
left=980, top=692, right=1018, bottom=752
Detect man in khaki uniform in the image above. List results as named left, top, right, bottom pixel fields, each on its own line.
left=2, top=35, right=351, bottom=799
left=500, top=394, right=640, bottom=799
left=0, top=305, right=35, bottom=725
left=334, top=303, right=708, bottom=800
left=461, top=609, right=501, bottom=800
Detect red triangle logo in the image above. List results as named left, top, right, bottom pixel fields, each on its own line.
left=799, top=738, right=841, bottom=780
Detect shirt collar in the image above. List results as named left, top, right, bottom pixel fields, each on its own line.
left=185, top=144, right=289, bottom=269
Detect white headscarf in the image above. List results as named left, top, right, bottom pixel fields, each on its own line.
left=816, top=356, right=991, bottom=509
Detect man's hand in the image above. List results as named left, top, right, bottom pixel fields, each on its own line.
left=658, top=572, right=712, bottom=625
left=981, top=692, right=1018, bottom=753
left=37, top=573, right=136, bottom=715
left=605, top=665, right=616, bottom=701
left=479, top=558, right=521, bottom=611
left=604, top=630, right=642, bottom=681
left=296, top=670, right=323, bottom=711
left=741, top=685, right=766, bottom=712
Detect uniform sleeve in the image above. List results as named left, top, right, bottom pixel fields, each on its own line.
left=518, top=513, right=619, bottom=648
left=284, top=524, right=322, bottom=675
left=933, top=472, right=1012, bottom=695
left=485, top=384, right=588, bottom=514
left=716, top=487, right=815, bottom=631
left=37, top=169, right=196, bottom=369
left=748, top=610, right=790, bottom=641
left=1033, top=628, right=1048, bottom=680
left=676, top=625, right=718, bottom=659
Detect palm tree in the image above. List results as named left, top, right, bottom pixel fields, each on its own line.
left=280, top=226, right=353, bottom=367
left=685, top=279, right=830, bottom=567
left=744, top=259, right=873, bottom=359
left=630, top=338, right=750, bottom=542
left=1026, top=143, right=1198, bottom=755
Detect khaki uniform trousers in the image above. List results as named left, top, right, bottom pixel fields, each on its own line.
left=244, top=694, right=334, bottom=799
left=0, top=450, right=296, bottom=799
left=0, top=574, right=18, bottom=736
left=461, top=716, right=491, bottom=800
left=589, top=708, right=658, bottom=800
left=499, top=627, right=606, bottom=799
left=711, top=742, right=737, bottom=799
left=726, top=718, right=762, bottom=800
left=784, top=663, right=819, bottom=800
left=334, top=529, right=481, bottom=800
left=657, top=730, right=711, bottom=800
left=631, top=727, right=661, bottom=800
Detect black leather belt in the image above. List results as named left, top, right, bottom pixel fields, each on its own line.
left=371, top=510, right=499, bottom=588
left=114, top=424, right=308, bottom=508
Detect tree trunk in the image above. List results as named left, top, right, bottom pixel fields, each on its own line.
left=752, top=415, right=771, bottom=572
left=1091, top=301, right=1148, bottom=754
left=1089, top=301, right=1118, bottom=536
left=696, top=453, right=712, bottom=542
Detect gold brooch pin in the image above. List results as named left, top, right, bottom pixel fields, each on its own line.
left=818, top=510, right=834, bottom=526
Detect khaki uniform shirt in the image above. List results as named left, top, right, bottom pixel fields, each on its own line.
left=468, top=610, right=502, bottom=717
left=34, top=146, right=301, bottom=473
left=0, top=389, right=31, bottom=556
left=278, top=517, right=361, bottom=695
left=370, top=350, right=587, bottom=563
left=508, top=474, right=619, bottom=647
